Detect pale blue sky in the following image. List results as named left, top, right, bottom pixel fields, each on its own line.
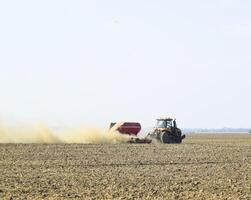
left=0, top=0, right=250, bottom=128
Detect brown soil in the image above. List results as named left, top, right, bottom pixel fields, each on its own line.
left=0, top=134, right=251, bottom=199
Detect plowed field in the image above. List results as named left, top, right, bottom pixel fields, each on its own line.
left=0, top=134, right=251, bottom=199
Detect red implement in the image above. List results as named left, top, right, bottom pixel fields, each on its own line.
left=110, top=122, right=141, bottom=136
left=109, top=122, right=152, bottom=144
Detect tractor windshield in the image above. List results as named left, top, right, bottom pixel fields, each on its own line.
left=156, top=120, right=172, bottom=128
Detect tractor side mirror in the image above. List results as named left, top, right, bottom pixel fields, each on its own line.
left=173, top=120, right=177, bottom=129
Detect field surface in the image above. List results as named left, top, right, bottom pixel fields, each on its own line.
left=0, top=134, right=251, bottom=200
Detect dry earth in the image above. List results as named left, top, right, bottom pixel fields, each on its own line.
left=0, top=134, right=251, bottom=200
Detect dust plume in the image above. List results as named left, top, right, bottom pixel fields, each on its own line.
left=0, top=122, right=131, bottom=144
left=0, top=123, right=61, bottom=143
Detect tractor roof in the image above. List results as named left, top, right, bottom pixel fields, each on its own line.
left=157, top=117, right=174, bottom=121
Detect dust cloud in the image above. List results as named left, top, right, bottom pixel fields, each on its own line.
left=0, top=122, right=131, bottom=144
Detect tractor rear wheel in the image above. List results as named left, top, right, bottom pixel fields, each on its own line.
left=160, top=132, right=178, bottom=144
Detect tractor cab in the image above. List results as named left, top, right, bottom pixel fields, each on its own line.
left=155, top=118, right=177, bottom=129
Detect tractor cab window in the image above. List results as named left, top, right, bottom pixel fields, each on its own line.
left=156, top=120, right=166, bottom=128
left=156, top=120, right=172, bottom=128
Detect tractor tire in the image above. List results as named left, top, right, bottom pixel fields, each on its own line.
left=160, top=132, right=178, bottom=144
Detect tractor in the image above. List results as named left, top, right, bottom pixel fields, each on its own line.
left=146, top=117, right=186, bottom=143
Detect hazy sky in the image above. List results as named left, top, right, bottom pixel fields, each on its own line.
left=0, top=1, right=250, bottom=128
